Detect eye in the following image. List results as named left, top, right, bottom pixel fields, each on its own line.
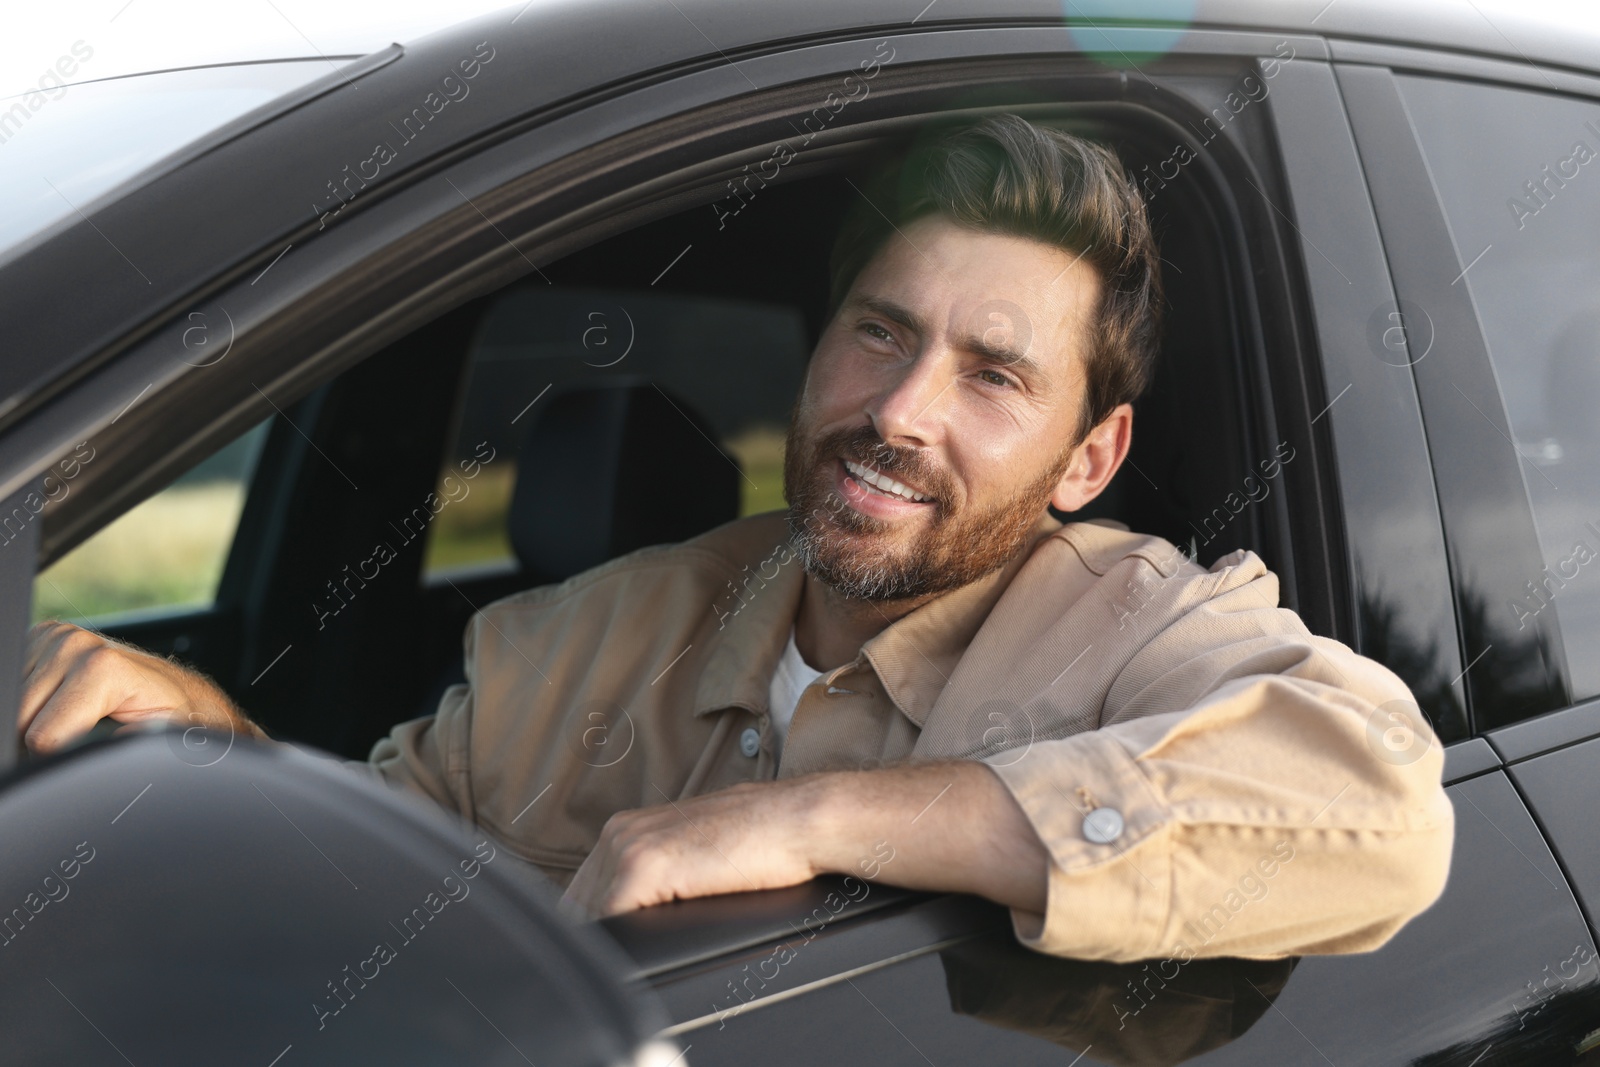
left=860, top=322, right=894, bottom=343
left=978, top=368, right=1014, bottom=388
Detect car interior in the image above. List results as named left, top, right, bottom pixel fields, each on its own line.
left=35, top=109, right=1281, bottom=764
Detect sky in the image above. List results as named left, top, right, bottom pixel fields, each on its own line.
left=4, top=0, right=1600, bottom=98
left=0, top=0, right=525, bottom=97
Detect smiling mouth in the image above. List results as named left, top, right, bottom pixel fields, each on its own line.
left=842, top=459, right=933, bottom=504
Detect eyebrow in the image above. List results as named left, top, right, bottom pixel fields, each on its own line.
left=851, top=294, right=1050, bottom=385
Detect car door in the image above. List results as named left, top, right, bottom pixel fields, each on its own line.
left=593, top=41, right=1600, bottom=1067
left=1146, top=49, right=1600, bottom=1066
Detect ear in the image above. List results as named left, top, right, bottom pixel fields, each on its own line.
left=1050, top=403, right=1133, bottom=513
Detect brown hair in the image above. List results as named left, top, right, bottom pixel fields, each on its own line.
left=826, top=115, right=1163, bottom=443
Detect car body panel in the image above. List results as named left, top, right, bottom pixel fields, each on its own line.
left=1510, top=737, right=1600, bottom=945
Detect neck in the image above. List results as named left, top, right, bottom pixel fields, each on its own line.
left=792, top=573, right=936, bottom=671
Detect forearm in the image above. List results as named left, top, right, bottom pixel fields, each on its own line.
left=799, top=760, right=1049, bottom=913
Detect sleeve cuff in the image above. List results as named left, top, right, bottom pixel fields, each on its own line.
left=982, top=729, right=1174, bottom=959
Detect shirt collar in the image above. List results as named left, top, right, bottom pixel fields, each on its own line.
left=862, top=511, right=1064, bottom=727
left=693, top=510, right=1066, bottom=728
left=693, top=517, right=807, bottom=717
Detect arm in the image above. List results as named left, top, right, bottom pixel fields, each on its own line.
left=983, top=652, right=1454, bottom=961
left=19, top=617, right=490, bottom=826
left=974, top=553, right=1456, bottom=962
left=564, top=642, right=1450, bottom=963
left=561, top=759, right=1048, bottom=917
left=566, top=556, right=1454, bottom=964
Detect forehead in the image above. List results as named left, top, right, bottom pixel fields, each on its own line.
left=849, top=214, right=1101, bottom=372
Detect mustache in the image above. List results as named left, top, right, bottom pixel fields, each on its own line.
left=815, top=425, right=952, bottom=506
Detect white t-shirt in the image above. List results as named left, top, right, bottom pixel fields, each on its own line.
left=767, top=627, right=826, bottom=763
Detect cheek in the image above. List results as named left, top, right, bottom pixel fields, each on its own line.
left=942, top=426, right=1027, bottom=507
left=951, top=404, right=1057, bottom=482
left=807, top=344, right=880, bottom=414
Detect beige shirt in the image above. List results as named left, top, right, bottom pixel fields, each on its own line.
left=368, top=511, right=1455, bottom=963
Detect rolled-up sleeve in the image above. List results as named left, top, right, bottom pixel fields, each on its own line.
left=983, top=551, right=1455, bottom=963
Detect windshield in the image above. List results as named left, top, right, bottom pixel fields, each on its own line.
left=0, top=60, right=334, bottom=261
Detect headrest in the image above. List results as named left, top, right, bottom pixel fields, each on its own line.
left=509, top=383, right=742, bottom=582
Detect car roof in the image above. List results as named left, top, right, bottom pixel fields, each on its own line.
left=1174, top=0, right=1597, bottom=73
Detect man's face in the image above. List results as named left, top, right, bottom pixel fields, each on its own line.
left=784, top=213, right=1106, bottom=601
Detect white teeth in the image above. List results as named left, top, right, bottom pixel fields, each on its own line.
left=844, top=460, right=931, bottom=503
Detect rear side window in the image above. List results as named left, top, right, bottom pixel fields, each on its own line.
left=422, top=285, right=808, bottom=580
left=1398, top=75, right=1600, bottom=705
left=32, top=420, right=270, bottom=622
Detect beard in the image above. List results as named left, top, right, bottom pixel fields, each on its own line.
left=782, top=419, right=1074, bottom=602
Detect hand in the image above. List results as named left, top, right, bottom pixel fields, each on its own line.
left=18, top=620, right=259, bottom=755
left=561, top=779, right=823, bottom=918
left=560, top=762, right=1048, bottom=921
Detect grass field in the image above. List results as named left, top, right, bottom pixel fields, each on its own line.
left=33, top=482, right=247, bottom=622
left=727, top=424, right=789, bottom=517
left=33, top=426, right=792, bottom=623
left=420, top=464, right=517, bottom=574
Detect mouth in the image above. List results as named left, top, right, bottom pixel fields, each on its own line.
left=840, top=459, right=934, bottom=505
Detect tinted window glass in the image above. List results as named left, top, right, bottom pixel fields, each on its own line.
left=1397, top=75, right=1600, bottom=703
left=422, top=285, right=807, bottom=580
left=32, top=419, right=269, bottom=621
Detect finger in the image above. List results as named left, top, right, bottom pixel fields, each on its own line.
left=18, top=624, right=150, bottom=734
left=17, top=624, right=85, bottom=738
left=569, top=813, right=651, bottom=919
left=598, top=880, right=665, bottom=917
left=564, top=819, right=628, bottom=920
left=24, top=659, right=179, bottom=755
left=595, top=860, right=653, bottom=917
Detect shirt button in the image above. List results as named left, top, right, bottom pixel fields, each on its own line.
left=1082, top=807, right=1124, bottom=844
left=739, top=727, right=761, bottom=758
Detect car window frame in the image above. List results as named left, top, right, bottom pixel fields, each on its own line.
left=0, top=483, right=39, bottom=772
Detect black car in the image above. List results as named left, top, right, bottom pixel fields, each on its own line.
left=4, top=1, right=1600, bottom=1063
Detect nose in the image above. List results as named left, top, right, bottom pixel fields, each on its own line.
left=864, top=348, right=952, bottom=448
